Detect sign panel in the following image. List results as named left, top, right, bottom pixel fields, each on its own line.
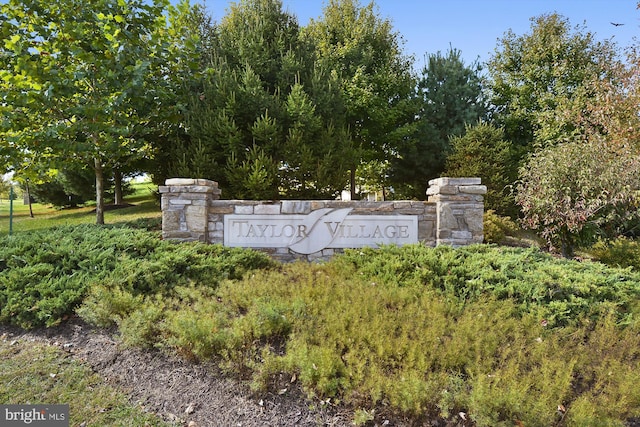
left=224, top=208, right=418, bottom=254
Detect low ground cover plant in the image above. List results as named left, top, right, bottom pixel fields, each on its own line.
left=83, top=242, right=640, bottom=426
left=2, top=225, right=639, bottom=426
left=0, top=224, right=274, bottom=328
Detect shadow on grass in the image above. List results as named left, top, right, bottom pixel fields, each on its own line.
left=0, top=200, right=160, bottom=236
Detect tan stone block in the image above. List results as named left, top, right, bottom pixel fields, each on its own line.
left=424, top=204, right=437, bottom=214
left=194, top=179, right=218, bottom=187
left=282, top=201, right=311, bottom=214
left=319, top=201, right=349, bottom=209
left=464, top=209, right=484, bottom=232
left=352, top=202, right=394, bottom=214
left=395, top=208, right=425, bottom=215
left=393, top=201, right=413, bottom=209
left=437, top=204, right=459, bottom=229
left=185, top=206, right=207, bottom=231
left=189, top=185, right=217, bottom=193
left=255, top=204, right=281, bottom=214
left=209, top=205, right=234, bottom=214
left=418, top=220, right=435, bottom=241
left=162, top=211, right=182, bottom=231
left=435, top=195, right=483, bottom=202
left=460, top=185, right=487, bottom=195
left=165, top=178, right=196, bottom=186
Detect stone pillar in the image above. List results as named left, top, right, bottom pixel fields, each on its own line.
left=159, top=178, right=221, bottom=242
left=426, top=177, right=487, bottom=246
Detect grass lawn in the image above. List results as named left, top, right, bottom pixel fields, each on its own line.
left=0, top=338, right=174, bottom=426
left=0, top=180, right=160, bottom=236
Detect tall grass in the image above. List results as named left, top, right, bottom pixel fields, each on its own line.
left=157, top=254, right=639, bottom=426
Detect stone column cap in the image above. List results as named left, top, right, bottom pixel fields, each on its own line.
left=428, top=177, right=481, bottom=187
left=165, top=178, right=219, bottom=187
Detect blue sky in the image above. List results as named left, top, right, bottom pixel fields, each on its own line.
left=197, top=0, right=638, bottom=66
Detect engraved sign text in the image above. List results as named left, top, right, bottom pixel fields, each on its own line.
left=224, top=209, right=418, bottom=254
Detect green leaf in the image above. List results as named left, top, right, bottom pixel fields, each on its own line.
left=4, top=34, right=20, bottom=50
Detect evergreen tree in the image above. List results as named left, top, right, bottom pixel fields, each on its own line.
left=391, top=48, right=486, bottom=199
left=172, top=0, right=353, bottom=199
left=444, top=122, right=519, bottom=217
left=304, top=0, right=415, bottom=199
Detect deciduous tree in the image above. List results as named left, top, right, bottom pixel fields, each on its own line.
left=512, top=7, right=640, bottom=256
left=0, top=0, right=171, bottom=223
left=516, top=138, right=640, bottom=257
left=488, top=13, right=619, bottom=150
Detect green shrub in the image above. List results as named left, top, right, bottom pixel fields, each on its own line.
left=565, top=314, right=640, bottom=425
left=590, top=237, right=640, bottom=270
left=5, top=228, right=640, bottom=426
left=0, top=225, right=135, bottom=327
left=118, top=296, right=167, bottom=348
left=483, top=210, right=519, bottom=244
left=121, top=216, right=162, bottom=231
left=163, top=287, right=238, bottom=362
left=334, top=244, right=640, bottom=327
left=76, top=284, right=143, bottom=328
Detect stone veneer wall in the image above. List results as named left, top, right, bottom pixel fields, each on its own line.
left=159, top=177, right=486, bottom=262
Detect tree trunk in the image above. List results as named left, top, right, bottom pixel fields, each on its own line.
left=25, top=180, right=34, bottom=218
left=114, top=168, right=123, bottom=205
left=560, top=231, right=574, bottom=259
left=94, top=157, right=105, bottom=225
left=350, top=168, right=357, bottom=200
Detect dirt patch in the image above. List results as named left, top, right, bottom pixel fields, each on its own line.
left=0, top=318, right=356, bottom=426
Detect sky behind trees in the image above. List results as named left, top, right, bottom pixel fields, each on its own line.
left=200, top=0, right=638, bottom=65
